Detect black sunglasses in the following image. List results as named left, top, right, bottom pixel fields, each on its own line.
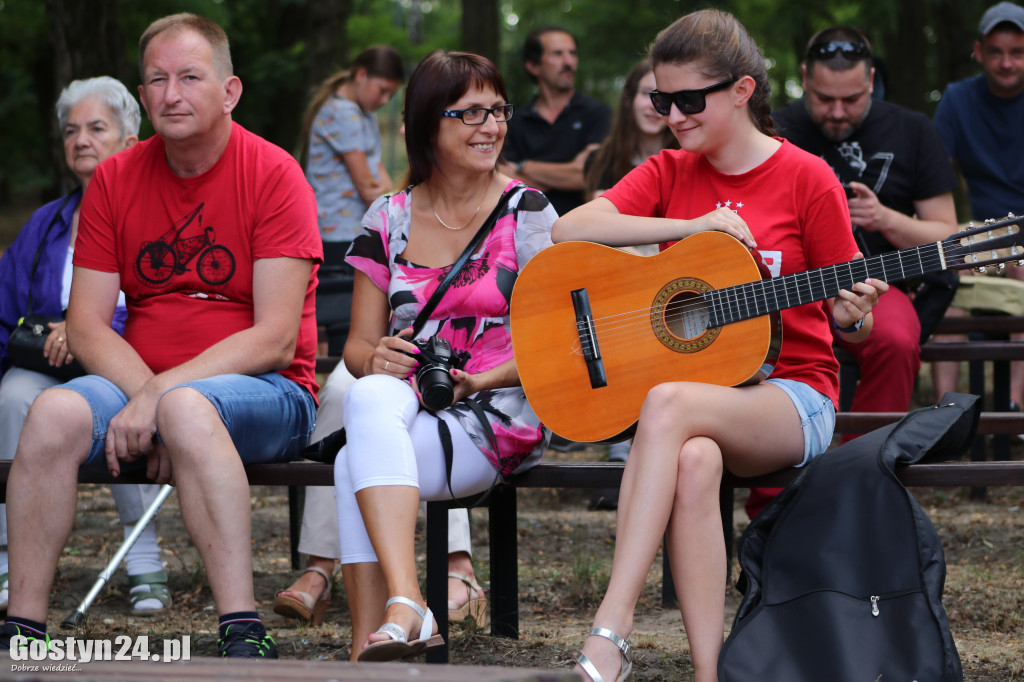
left=806, top=40, right=871, bottom=61
left=649, top=77, right=738, bottom=116
left=441, top=104, right=515, bottom=125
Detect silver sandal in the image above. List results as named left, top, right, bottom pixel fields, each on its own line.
left=577, top=626, right=633, bottom=682
left=357, top=596, right=445, bottom=662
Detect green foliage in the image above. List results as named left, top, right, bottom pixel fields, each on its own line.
left=0, top=0, right=998, bottom=212
left=0, top=0, right=55, bottom=197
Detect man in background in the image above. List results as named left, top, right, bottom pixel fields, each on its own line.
left=932, top=1, right=1024, bottom=409
left=503, top=26, right=612, bottom=216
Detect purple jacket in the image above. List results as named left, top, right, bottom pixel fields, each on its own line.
left=0, top=187, right=128, bottom=377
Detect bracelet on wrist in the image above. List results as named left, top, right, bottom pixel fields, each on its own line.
left=834, top=316, right=865, bottom=334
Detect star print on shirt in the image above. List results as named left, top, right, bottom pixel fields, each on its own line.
left=715, top=200, right=743, bottom=213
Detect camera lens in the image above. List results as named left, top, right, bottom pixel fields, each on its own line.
left=417, top=365, right=454, bottom=410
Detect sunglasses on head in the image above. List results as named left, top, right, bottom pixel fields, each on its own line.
left=648, top=77, right=738, bottom=116
left=806, top=40, right=871, bottom=61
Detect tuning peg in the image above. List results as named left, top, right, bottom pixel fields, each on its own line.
left=997, top=262, right=1006, bottom=271
left=975, top=266, right=988, bottom=273
left=1017, top=259, right=1024, bottom=266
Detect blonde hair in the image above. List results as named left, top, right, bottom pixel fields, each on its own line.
left=139, top=13, right=233, bottom=81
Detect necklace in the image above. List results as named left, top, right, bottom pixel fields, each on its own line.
left=430, top=181, right=490, bottom=231
left=432, top=200, right=482, bottom=231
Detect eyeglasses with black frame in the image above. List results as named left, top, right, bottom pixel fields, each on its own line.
left=806, top=41, right=871, bottom=61
left=442, top=104, right=515, bottom=125
left=648, top=77, right=738, bottom=116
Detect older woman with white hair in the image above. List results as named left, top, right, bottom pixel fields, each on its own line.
left=0, top=76, right=170, bottom=615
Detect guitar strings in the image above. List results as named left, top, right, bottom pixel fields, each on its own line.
left=571, top=242, right=983, bottom=348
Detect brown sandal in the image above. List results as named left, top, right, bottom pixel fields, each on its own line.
left=272, top=565, right=331, bottom=625
left=447, top=571, right=488, bottom=627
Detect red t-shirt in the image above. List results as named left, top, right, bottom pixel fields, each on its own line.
left=75, top=122, right=322, bottom=398
left=602, top=139, right=858, bottom=406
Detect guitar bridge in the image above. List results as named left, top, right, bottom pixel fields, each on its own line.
left=571, top=288, right=608, bottom=389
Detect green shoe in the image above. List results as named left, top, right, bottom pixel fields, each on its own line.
left=217, top=622, right=278, bottom=658
left=0, top=622, right=50, bottom=654
left=128, top=570, right=171, bottom=615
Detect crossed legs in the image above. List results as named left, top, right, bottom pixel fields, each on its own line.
left=575, top=381, right=808, bottom=682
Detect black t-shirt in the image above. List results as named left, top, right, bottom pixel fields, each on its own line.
left=773, top=98, right=958, bottom=256
left=504, top=91, right=612, bottom=215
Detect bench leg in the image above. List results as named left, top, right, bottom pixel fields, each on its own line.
left=426, top=501, right=449, bottom=663
left=489, top=485, right=519, bottom=639
left=287, top=486, right=304, bottom=571
left=969, top=357, right=989, bottom=500
left=993, top=360, right=1012, bottom=462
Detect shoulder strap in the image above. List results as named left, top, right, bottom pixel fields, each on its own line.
left=411, top=185, right=525, bottom=337
left=25, top=191, right=78, bottom=318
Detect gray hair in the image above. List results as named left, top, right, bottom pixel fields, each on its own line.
left=55, top=76, right=141, bottom=140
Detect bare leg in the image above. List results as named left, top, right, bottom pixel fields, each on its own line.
left=575, top=381, right=804, bottom=682
left=665, top=437, right=727, bottom=682
left=341, top=561, right=387, bottom=661
left=354, top=484, right=436, bottom=649
left=6, top=389, right=92, bottom=622
left=156, top=387, right=255, bottom=614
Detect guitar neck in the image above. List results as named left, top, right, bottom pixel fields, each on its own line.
left=706, top=241, right=944, bottom=327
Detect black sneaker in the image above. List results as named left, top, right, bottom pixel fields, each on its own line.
left=0, top=622, right=50, bottom=654
left=217, top=621, right=278, bottom=658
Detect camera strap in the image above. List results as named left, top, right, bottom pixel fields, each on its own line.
left=437, top=397, right=503, bottom=507
left=410, top=185, right=525, bottom=337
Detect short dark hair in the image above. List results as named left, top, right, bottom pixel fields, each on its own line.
left=139, top=13, right=232, bottom=81
left=403, top=50, right=509, bottom=185
left=804, top=26, right=873, bottom=77
left=522, top=26, right=575, bottom=81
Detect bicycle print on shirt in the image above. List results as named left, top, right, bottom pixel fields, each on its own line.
left=134, top=203, right=236, bottom=288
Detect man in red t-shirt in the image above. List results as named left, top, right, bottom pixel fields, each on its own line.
left=1, top=14, right=321, bottom=659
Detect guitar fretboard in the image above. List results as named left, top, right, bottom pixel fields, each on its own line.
left=705, top=242, right=944, bottom=328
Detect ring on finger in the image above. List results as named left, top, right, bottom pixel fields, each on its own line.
left=385, top=360, right=391, bottom=372
left=57, top=336, right=64, bottom=343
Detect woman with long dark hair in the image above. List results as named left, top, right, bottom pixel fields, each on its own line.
left=556, top=11, right=887, bottom=680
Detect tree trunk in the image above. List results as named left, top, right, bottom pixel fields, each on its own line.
left=461, top=0, right=499, bottom=63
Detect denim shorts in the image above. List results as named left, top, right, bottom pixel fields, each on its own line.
left=764, top=378, right=836, bottom=467
left=59, top=372, right=316, bottom=471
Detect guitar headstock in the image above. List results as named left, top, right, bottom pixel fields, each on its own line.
left=945, top=213, right=1024, bottom=273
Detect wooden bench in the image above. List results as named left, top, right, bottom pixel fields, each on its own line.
left=2, top=409, right=1022, bottom=663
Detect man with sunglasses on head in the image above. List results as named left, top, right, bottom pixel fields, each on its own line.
left=502, top=26, right=612, bottom=217
left=748, top=26, right=960, bottom=517
left=931, top=2, right=1024, bottom=413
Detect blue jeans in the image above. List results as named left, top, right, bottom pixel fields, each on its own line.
left=59, top=372, right=316, bottom=472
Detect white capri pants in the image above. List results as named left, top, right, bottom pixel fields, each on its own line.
left=335, top=374, right=498, bottom=564
left=300, top=362, right=471, bottom=561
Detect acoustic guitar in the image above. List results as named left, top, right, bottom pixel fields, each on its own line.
left=510, top=215, right=1023, bottom=442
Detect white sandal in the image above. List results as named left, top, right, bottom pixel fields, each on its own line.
left=577, top=626, right=633, bottom=682
left=447, top=571, right=488, bottom=627
left=272, top=565, right=331, bottom=625
left=357, top=596, right=445, bottom=662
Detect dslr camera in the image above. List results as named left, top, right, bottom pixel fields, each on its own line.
left=407, top=337, right=470, bottom=411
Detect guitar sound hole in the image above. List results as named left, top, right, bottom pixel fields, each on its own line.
left=664, top=291, right=710, bottom=340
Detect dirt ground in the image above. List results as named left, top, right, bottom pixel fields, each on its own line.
left=30, top=433, right=1024, bottom=681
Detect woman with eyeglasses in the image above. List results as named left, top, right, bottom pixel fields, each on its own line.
left=332, top=49, right=555, bottom=662
left=554, top=10, right=887, bottom=681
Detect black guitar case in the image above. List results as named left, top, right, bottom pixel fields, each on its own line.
left=718, top=393, right=979, bottom=682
